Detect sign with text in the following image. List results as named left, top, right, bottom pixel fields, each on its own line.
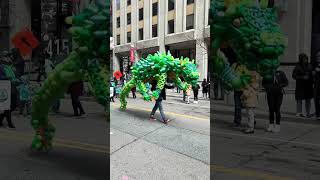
left=0, top=80, right=11, bottom=111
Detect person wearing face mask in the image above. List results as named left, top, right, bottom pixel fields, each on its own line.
left=292, top=53, right=314, bottom=118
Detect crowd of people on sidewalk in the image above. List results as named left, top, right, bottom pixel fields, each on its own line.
left=217, top=52, right=320, bottom=134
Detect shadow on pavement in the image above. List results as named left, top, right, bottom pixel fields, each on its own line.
left=27, top=148, right=108, bottom=179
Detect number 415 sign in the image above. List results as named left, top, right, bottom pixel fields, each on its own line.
left=46, top=39, right=70, bottom=56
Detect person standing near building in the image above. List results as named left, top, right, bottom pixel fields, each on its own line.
left=241, top=71, right=260, bottom=134
left=202, top=78, right=209, bottom=99
left=192, top=83, right=200, bottom=104
left=262, top=70, right=288, bottom=133
left=292, top=53, right=314, bottom=118
left=313, top=63, right=320, bottom=120
left=186, top=84, right=192, bottom=104
left=68, top=81, right=86, bottom=117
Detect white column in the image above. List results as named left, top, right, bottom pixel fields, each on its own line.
left=196, top=40, right=208, bottom=81
left=194, top=0, right=207, bottom=81
left=112, top=0, right=117, bottom=45
left=175, top=0, right=184, bottom=33
left=120, top=0, right=126, bottom=44
left=132, top=0, right=139, bottom=42
left=158, top=0, right=167, bottom=53
left=113, top=52, right=120, bottom=72
left=182, top=0, right=187, bottom=31
left=143, top=0, right=152, bottom=40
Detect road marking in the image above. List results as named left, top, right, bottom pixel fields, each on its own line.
left=111, top=104, right=209, bottom=121
left=0, top=130, right=109, bottom=154
left=213, top=130, right=320, bottom=148
left=211, top=165, right=295, bottom=180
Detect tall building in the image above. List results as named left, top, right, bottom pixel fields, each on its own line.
left=112, top=0, right=210, bottom=82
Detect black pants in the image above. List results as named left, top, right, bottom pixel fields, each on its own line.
left=71, top=94, right=85, bottom=116
left=267, top=92, right=283, bottom=124
left=194, top=91, right=198, bottom=101
left=234, top=91, right=243, bottom=125
left=132, top=91, right=136, bottom=98
left=315, top=96, right=320, bottom=117
left=0, top=110, right=14, bottom=126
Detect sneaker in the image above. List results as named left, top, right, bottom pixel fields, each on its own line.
left=194, top=101, right=198, bottom=104
left=266, top=124, right=274, bottom=132
left=7, top=125, right=16, bottom=129
left=243, top=128, right=254, bottom=134
left=296, top=113, right=305, bottom=117
left=163, top=119, right=171, bottom=124
left=149, top=117, right=157, bottom=121
left=273, top=125, right=280, bottom=133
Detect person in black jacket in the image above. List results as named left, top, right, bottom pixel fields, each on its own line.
left=149, top=80, right=170, bottom=124
left=292, top=53, right=314, bottom=118
left=313, top=63, right=320, bottom=120
left=262, top=70, right=288, bottom=133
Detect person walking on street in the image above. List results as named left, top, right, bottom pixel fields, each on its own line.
left=262, top=70, right=288, bottom=133
left=202, top=78, right=209, bottom=99
left=292, top=53, right=314, bottom=118
left=110, top=82, right=115, bottom=102
left=18, top=75, right=31, bottom=116
left=192, top=83, right=200, bottom=103
left=313, top=63, right=320, bottom=120
left=68, top=81, right=86, bottom=117
left=149, top=81, right=170, bottom=124
left=241, top=71, right=260, bottom=134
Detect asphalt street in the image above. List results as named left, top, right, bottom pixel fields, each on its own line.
left=110, top=92, right=210, bottom=180
left=0, top=100, right=108, bottom=180
left=213, top=100, right=320, bottom=180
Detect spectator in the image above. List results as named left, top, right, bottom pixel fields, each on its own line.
left=110, top=82, right=115, bottom=102
left=18, top=75, right=31, bottom=116
left=292, top=53, right=314, bottom=118
left=313, top=63, right=320, bottom=120
left=202, top=78, right=209, bottom=99
left=241, top=71, right=260, bottom=134
left=186, top=84, right=192, bottom=104
left=192, top=83, right=200, bottom=104
left=131, top=86, right=136, bottom=99
left=262, top=70, right=288, bottom=133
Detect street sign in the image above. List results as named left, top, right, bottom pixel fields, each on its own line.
left=0, top=80, right=11, bottom=111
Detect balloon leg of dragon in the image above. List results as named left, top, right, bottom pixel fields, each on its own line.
left=30, top=2, right=109, bottom=151
left=210, top=0, right=287, bottom=90
left=119, top=52, right=200, bottom=110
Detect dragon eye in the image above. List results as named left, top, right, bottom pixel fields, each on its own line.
left=233, top=18, right=241, bottom=28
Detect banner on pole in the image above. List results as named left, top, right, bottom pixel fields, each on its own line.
left=0, top=80, right=11, bottom=111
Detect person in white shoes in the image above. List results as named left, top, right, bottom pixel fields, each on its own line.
left=262, top=70, right=288, bottom=133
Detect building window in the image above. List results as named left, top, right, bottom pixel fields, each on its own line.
left=127, top=32, right=131, bottom=43
left=168, top=0, right=175, bottom=11
left=139, top=28, right=143, bottom=40
left=117, top=17, right=120, bottom=28
left=152, top=24, right=158, bottom=37
left=186, top=14, right=194, bottom=30
left=116, top=0, right=120, bottom=10
left=117, top=35, right=120, bottom=45
left=168, top=20, right=174, bottom=34
left=127, top=0, right=131, bottom=6
left=152, top=2, right=158, bottom=16
left=139, top=8, right=143, bottom=20
left=187, top=0, right=194, bottom=5
left=127, top=13, right=131, bottom=25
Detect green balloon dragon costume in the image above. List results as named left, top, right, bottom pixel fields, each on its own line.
left=211, top=0, right=287, bottom=90
left=30, top=2, right=109, bottom=151
left=119, top=52, right=200, bottom=110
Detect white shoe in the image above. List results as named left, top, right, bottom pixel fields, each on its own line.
left=273, top=125, right=280, bottom=133
left=266, top=124, right=274, bottom=132
left=194, top=101, right=198, bottom=104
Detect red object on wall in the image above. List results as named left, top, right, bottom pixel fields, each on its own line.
left=114, top=71, right=123, bottom=80
left=130, top=47, right=135, bottom=62
left=11, top=29, right=39, bottom=56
